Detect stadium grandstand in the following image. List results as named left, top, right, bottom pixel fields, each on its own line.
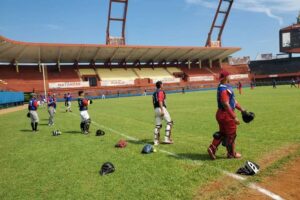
left=0, top=0, right=251, bottom=100
left=249, top=13, right=300, bottom=86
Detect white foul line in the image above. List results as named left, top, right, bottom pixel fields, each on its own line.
left=69, top=112, right=285, bottom=200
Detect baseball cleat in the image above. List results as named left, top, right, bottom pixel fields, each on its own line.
left=163, top=138, right=174, bottom=144
left=227, top=152, right=242, bottom=159
left=207, top=145, right=217, bottom=160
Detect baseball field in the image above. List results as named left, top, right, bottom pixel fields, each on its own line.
left=0, top=86, right=299, bottom=200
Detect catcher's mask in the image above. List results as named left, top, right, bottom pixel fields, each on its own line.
left=96, top=129, right=105, bottom=136
left=141, top=144, right=153, bottom=154
left=100, top=162, right=115, bottom=176
left=52, top=130, right=61, bottom=136
left=237, top=161, right=260, bottom=175
left=115, top=140, right=127, bottom=148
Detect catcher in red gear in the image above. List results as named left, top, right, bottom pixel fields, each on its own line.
left=208, top=70, right=245, bottom=160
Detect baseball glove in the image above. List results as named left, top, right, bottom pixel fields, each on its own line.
left=242, top=111, right=255, bottom=123
left=26, top=112, right=30, bottom=118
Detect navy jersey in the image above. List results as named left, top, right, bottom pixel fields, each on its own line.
left=217, top=84, right=235, bottom=110
left=78, top=97, right=88, bottom=111
left=28, top=98, right=38, bottom=111
left=47, top=97, right=57, bottom=108
left=152, top=89, right=166, bottom=109
left=66, top=94, right=72, bottom=101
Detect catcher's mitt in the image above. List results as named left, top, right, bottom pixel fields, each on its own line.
left=242, top=111, right=255, bottom=123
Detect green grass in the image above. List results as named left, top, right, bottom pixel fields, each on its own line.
left=0, top=86, right=300, bottom=200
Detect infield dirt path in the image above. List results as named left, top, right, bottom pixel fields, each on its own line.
left=195, top=144, right=300, bottom=200
left=235, top=157, right=300, bottom=200
left=0, top=105, right=27, bottom=115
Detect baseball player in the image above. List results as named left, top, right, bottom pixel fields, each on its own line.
left=250, top=81, right=255, bottom=90
left=152, top=81, right=173, bottom=145
left=272, top=79, right=277, bottom=89
left=66, top=93, right=72, bottom=112
left=291, top=78, right=297, bottom=88
left=78, top=91, right=92, bottom=134
left=237, top=81, right=242, bottom=95
left=207, top=70, right=245, bottom=159
left=28, top=93, right=39, bottom=132
left=47, top=93, right=57, bottom=126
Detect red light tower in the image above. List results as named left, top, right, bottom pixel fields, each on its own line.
left=106, top=0, right=129, bottom=45
left=206, top=0, right=234, bottom=47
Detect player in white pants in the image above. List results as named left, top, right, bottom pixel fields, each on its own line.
left=152, top=81, right=173, bottom=145
left=78, top=91, right=93, bottom=134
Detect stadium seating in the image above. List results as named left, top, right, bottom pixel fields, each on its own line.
left=78, top=68, right=97, bottom=76
left=166, top=67, right=182, bottom=74
left=0, top=66, right=44, bottom=92
left=180, top=67, right=212, bottom=76
left=222, top=64, right=249, bottom=74
left=249, top=57, right=300, bottom=75
left=134, top=68, right=174, bottom=79
left=47, top=66, right=80, bottom=82
left=96, top=68, right=138, bottom=80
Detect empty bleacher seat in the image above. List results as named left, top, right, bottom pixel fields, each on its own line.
left=134, top=68, right=173, bottom=79
left=96, top=68, right=138, bottom=80
left=79, top=68, right=96, bottom=76
left=167, top=67, right=182, bottom=74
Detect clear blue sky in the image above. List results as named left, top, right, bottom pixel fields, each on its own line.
left=0, top=0, right=299, bottom=59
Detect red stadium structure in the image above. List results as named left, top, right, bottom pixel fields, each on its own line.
left=0, top=0, right=251, bottom=97
left=206, top=0, right=234, bottom=47
left=106, top=0, right=128, bottom=45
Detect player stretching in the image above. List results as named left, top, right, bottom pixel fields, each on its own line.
left=28, top=93, right=39, bottom=132
left=152, top=81, right=173, bottom=145
left=78, top=91, right=92, bottom=134
left=66, top=93, right=72, bottom=112
left=47, top=93, right=56, bottom=126
left=208, top=70, right=245, bottom=159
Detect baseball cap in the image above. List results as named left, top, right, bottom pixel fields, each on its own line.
left=219, top=70, right=230, bottom=81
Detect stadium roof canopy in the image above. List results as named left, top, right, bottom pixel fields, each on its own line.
left=0, top=35, right=240, bottom=64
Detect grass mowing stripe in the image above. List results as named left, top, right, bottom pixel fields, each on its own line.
left=68, top=108, right=284, bottom=200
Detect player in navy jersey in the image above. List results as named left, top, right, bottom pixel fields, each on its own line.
left=208, top=70, right=245, bottom=160
left=78, top=91, right=92, bottom=134
left=28, top=93, right=39, bottom=132
left=66, top=93, right=72, bottom=112
left=152, top=81, right=173, bottom=145
left=47, top=93, right=57, bottom=126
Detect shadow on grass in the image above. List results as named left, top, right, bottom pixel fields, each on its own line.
left=39, top=123, right=49, bottom=126
left=127, top=139, right=153, bottom=145
left=64, top=131, right=82, bottom=134
left=20, top=129, right=33, bottom=132
left=168, top=153, right=212, bottom=161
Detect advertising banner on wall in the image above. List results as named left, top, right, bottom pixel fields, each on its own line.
left=152, top=77, right=181, bottom=83
left=49, top=82, right=90, bottom=89
left=229, top=74, right=249, bottom=80
left=189, top=76, right=214, bottom=82
left=100, top=80, right=135, bottom=86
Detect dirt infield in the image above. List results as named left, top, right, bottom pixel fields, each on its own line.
left=195, top=144, right=300, bottom=200
left=0, top=105, right=27, bottom=115
left=235, top=157, right=300, bottom=200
